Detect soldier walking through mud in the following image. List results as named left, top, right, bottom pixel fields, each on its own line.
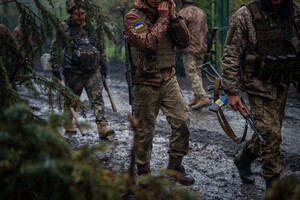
left=124, top=0, right=195, bottom=185
left=221, top=0, right=300, bottom=191
left=178, top=0, right=211, bottom=110
left=50, top=0, right=114, bottom=139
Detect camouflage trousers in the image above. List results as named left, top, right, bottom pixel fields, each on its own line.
left=246, top=88, right=288, bottom=179
left=63, top=69, right=106, bottom=123
left=182, top=54, right=207, bottom=98
left=133, top=77, right=191, bottom=173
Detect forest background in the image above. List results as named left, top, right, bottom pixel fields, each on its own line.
left=2, top=0, right=300, bottom=67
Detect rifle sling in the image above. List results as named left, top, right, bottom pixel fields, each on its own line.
left=214, top=78, right=247, bottom=144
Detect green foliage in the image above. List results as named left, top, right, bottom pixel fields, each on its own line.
left=0, top=104, right=202, bottom=200
left=0, top=104, right=126, bottom=200
left=265, top=175, right=300, bottom=200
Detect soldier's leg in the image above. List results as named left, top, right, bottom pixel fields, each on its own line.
left=63, top=71, right=84, bottom=133
left=133, top=84, right=160, bottom=175
left=182, top=54, right=210, bottom=109
left=160, top=77, right=194, bottom=185
left=85, top=70, right=114, bottom=139
left=247, top=91, right=288, bottom=189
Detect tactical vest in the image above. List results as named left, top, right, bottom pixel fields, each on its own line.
left=243, top=0, right=300, bottom=84
left=63, top=20, right=100, bottom=71
left=129, top=9, right=176, bottom=74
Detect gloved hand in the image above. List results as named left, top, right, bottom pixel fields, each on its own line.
left=52, top=70, right=61, bottom=81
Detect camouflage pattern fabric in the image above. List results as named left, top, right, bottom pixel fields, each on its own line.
left=222, top=2, right=300, bottom=98
left=124, top=0, right=190, bottom=86
left=178, top=4, right=208, bottom=55
left=221, top=1, right=300, bottom=180
left=182, top=54, right=207, bottom=98
left=133, top=77, right=191, bottom=171
left=246, top=90, right=288, bottom=179
left=50, top=17, right=108, bottom=123
left=63, top=69, right=105, bottom=122
left=179, top=4, right=208, bottom=98
left=124, top=0, right=192, bottom=172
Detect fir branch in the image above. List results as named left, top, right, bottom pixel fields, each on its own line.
left=15, top=74, right=86, bottom=116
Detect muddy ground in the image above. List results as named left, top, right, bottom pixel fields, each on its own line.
left=22, top=61, right=300, bottom=200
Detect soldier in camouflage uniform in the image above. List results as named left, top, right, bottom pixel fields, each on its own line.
left=178, top=0, right=211, bottom=110
left=50, top=0, right=114, bottom=139
left=221, top=0, right=300, bottom=190
left=124, top=0, right=195, bottom=185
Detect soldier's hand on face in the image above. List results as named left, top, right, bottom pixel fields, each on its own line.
left=167, top=0, right=176, bottom=19
left=158, top=1, right=170, bottom=19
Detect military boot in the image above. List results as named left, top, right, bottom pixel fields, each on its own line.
left=97, top=122, right=115, bottom=139
left=191, top=96, right=211, bottom=110
left=188, top=98, right=197, bottom=107
left=234, top=145, right=257, bottom=184
left=166, top=164, right=195, bottom=186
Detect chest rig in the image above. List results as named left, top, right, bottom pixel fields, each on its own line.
left=243, top=0, right=300, bottom=84
left=129, top=9, right=176, bottom=74
left=64, top=20, right=100, bottom=70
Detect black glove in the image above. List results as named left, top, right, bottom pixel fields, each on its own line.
left=100, top=58, right=108, bottom=79
left=52, top=70, right=61, bottom=81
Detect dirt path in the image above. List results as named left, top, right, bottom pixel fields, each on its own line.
left=23, top=61, right=300, bottom=200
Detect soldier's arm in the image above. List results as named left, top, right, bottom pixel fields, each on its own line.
left=124, top=12, right=169, bottom=53
left=168, top=16, right=191, bottom=49
left=221, top=6, right=252, bottom=96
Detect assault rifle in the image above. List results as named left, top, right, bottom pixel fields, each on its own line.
left=122, top=8, right=134, bottom=111
left=200, top=62, right=266, bottom=144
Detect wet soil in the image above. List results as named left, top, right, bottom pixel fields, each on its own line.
left=22, top=61, right=300, bottom=200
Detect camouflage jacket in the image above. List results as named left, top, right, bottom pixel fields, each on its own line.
left=124, top=0, right=190, bottom=86
left=178, top=4, right=208, bottom=55
left=222, top=1, right=300, bottom=99
left=50, top=18, right=108, bottom=73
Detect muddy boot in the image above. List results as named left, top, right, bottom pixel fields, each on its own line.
left=234, top=145, right=257, bottom=184
left=191, top=96, right=211, bottom=110
left=97, top=122, right=115, bottom=139
left=166, top=164, right=195, bottom=186
left=166, top=157, right=195, bottom=186
left=265, top=174, right=280, bottom=191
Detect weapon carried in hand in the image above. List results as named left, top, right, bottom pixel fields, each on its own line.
left=122, top=8, right=134, bottom=115
left=103, top=79, right=117, bottom=112
left=237, top=98, right=266, bottom=144
left=199, top=62, right=265, bottom=144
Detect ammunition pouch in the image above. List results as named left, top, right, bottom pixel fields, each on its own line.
left=71, top=46, right=100, bottom=70
left=243, top=53, right=296, bottom=83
